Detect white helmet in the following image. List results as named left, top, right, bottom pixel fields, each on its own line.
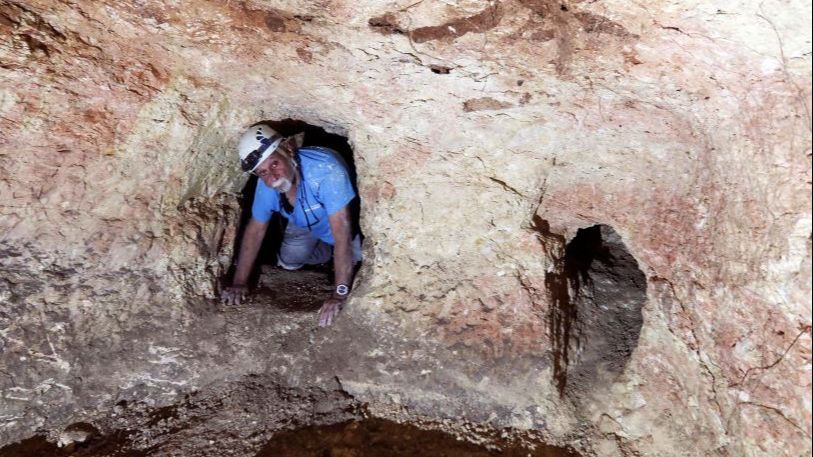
left=238, top=124, right=284, bottom=173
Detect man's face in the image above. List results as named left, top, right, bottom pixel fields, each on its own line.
left=253, top=143, right=296, bottom=191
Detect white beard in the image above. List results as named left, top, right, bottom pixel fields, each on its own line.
left=271, top=177, right=292, bottom=193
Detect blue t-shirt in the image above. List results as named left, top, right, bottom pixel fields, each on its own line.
left=251, top=147, right=355, bottom=245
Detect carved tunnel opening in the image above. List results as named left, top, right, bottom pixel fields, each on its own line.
left=225, top=119, right=362, bottom=310
left=548, top=224, right=647, bottom=397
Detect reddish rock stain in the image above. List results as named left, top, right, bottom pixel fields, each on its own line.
left=368, top=13, right=405, bottom=35
left=463, top=97, right=515, bottom=112
left=574, top=11, right=638, bottom=38
left=409, top=3, right=504, bottom=43
left=265, top=11, right=287, bottom=32
left=296, top=46, right=313, bottom=63
left=376, top=143, right=432, bottom=178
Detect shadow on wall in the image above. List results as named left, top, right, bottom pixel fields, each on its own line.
left=544, top=223, right=647, bottom=398
left=225, top=119, right=360, bottom=288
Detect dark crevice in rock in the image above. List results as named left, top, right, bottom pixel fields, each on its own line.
left=544, top=224, right=647, bottom=397
left=533, top=217, right=571, bottom=396
left=547, top=261, right=574, bottom=397
left=430, top=64, right=452, bottom=74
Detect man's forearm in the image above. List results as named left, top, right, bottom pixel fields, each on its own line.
left=328, top=207, right=354, bottom=293
left=333, top=236, right=353, bottom=292
left=233, top=220, right=267, bottom=286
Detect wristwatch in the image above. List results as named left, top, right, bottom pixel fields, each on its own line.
left=335, top=284, right=350, bottom=297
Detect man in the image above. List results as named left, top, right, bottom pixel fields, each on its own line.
left=221, top=123, right=361, bottom=327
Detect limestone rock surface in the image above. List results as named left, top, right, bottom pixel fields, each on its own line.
left=1, top=0, right=811, bottom=456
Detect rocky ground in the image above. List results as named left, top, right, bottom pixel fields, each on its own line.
left=0, top=268, right=581, bottom=456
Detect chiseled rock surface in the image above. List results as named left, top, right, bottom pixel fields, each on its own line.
left=0, top=0, right=810, bottom=455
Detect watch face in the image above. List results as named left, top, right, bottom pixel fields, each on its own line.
left=336, top=284, right=349, bottom=296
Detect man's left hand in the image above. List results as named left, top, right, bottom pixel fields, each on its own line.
left=318, top=296, right=345, bottom=327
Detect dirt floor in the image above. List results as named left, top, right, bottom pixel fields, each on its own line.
left=0, top=433, right=146, bottom=457
left=0, top=267, right=582, bottom=457
left=251, top=265, right=335, bottom=312
left=257, top=418, right=580, bottom=457
left=0, top=418, right=579, bottom=457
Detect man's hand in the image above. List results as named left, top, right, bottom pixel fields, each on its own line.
left=221, top=285, right=248, bottom=306
left=318, top=296, right=346, bottom=327
left=224, top=218, right=268, bottom=306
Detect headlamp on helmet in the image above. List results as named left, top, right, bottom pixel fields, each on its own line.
left=237, top=124, right=283, bottom=173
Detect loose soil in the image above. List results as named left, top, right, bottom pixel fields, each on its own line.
left=256, top=418, right=580, bottom=457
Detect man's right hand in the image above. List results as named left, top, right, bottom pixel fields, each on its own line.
left=221, top=285, right=248, bottom=305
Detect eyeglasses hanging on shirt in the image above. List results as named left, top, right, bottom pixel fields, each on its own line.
left=278, top=175, right=320, bottom=231
left=278, top=192, right=294, bottom=214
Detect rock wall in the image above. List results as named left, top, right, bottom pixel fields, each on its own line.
left=1, top=0, right=810, bottom=456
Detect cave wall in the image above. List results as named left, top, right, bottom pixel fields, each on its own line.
left=0, top=0, right=810, bottom=456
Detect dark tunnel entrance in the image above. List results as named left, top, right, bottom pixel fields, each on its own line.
left=546, top=224, right=647, bottom=398
left=225, top=119, right=362, bottom=307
